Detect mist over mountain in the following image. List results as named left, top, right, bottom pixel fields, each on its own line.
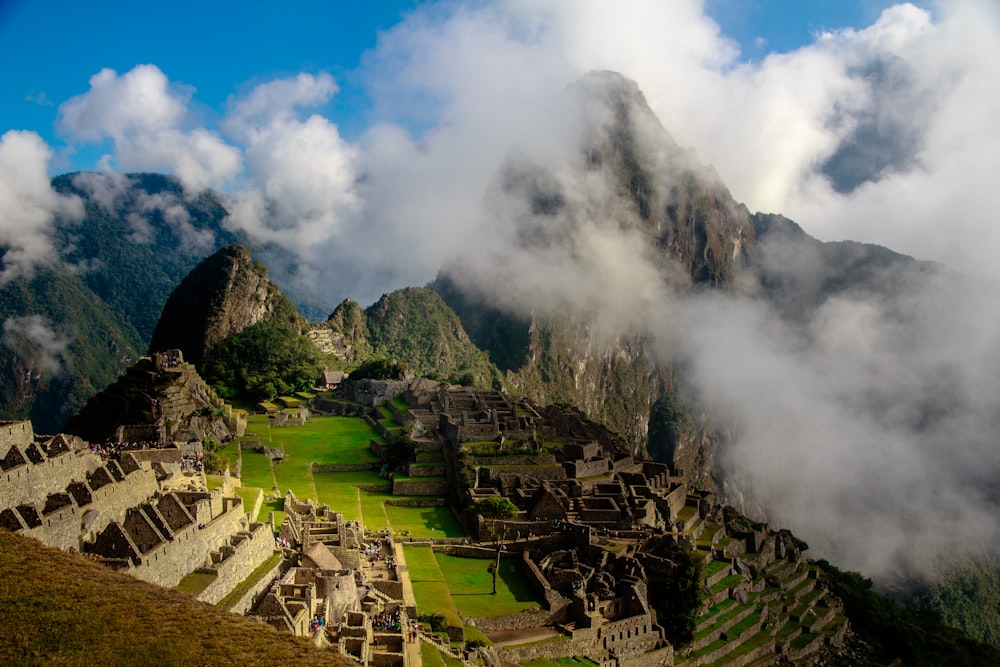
left=3, top=64, right=1000, bottom=643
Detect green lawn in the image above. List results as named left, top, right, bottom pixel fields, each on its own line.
left=420, top=642, right=446, bottom=667
left=272, top=459, right=316, bottom=502
left=239, top=449, right=276, bottom=491
left=385, top=505, right=465, bottom=538
left=360, top=489, right=391, bottom=531
left=402, top=545, right=446, bottom=582
left=261, top=416, right=380, bottom=466
left=435, top=553, right=543, bottom=617
left=312, top=474, right=362, bottom=522
left=411, top=581, right=463, bottom=628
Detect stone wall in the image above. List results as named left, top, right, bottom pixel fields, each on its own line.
left=499, top=635, right=596, bottom=665
left=1, top=447, right=92, bottom=508
left=467, top=609, right=552, bottom=633
left=481, top=466, right=567, bottom=482
left=595, top=613, right=658, bottom=658
left=564, top=458, right=610, bottom=479
left=130, top=493, right=247, bottom=588
left=391, top=478, right=448, bottom=496
left=225, top=556, right=289, bottom=615
left=31, top=467, right=160, bottom=550
left=371, top=578, right=403, bottom=600
left=130, top=449, right=183, bottom=465
left=621, top=645, right=674, bottom=667
left=0, top=420, right=32, bottom=449
left=197, top=522, right=276, bottom=604
left=311, top=463, right=378, bottom=473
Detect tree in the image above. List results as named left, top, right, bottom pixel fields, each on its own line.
left=469, top=496, right=517, bottom=594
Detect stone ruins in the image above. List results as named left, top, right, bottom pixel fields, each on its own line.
left=1, top=362, right=850, bottom=667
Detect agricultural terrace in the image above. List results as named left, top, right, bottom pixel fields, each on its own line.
left=233, top=415, right=465, bottom=538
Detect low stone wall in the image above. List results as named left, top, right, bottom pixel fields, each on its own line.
left=311, top=463, right=377, bottom=473
left=499, top=635, right=591, bottom=665
left=371, top=578, right=403, bottom=600
left=406, top=462, right=447, bottom=478
left=391, top=478, right=448, bottom=496
left=468, top=609, right=551, bottom=633
left=461, top=454, right=557, bottom=467
left=564, top=458, right=610, bottom=479
left=434, top=544, right=518, bottom=559
left=621, top=645, right=675, bottom=667
left=129, top=449, right=183, bottom=465
left=481, top=466, right=567, bottom=481
left=384, top=498, right=447, bottom=507
left=224, top=552, right=288, bottom=615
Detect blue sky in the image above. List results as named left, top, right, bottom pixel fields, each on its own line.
left=1, top=0, right=918, bottom=171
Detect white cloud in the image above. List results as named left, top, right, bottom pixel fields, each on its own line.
left=57, top=65, right=242, bottom=191
left=0, top=131, right=83, bottom=283
left=2, top=314, right=69, bottom=378
left=223, top=74, right=360, bottom=269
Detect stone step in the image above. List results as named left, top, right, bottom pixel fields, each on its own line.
left=707, top=629, right=775, bottom=667
left=692, top=603, right=756, bottom=651
left=696, top=598, right=738, bottom=630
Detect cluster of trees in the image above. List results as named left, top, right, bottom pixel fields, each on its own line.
left=204, top=309, right=327, bottom=402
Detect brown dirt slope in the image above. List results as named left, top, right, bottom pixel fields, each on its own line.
left=0, top=530, right=348, bottom=667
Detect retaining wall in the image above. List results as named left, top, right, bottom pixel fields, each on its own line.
left=197, top=523, right=277, bottom=604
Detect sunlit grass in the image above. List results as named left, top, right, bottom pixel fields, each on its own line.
left=435, top=552, right=543, bottom=617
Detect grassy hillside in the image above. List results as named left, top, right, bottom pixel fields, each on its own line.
left=0, top=530, right=349, bottom=667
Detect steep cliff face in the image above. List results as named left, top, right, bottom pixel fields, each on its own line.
left=148, top=245, right=279, bottom=368
left=435, top=72, right=747, bottom=461
left=567, top=71, right=755, bottom=286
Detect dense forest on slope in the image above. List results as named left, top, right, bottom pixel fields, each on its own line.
left=0, top=173, right=243, bottom=431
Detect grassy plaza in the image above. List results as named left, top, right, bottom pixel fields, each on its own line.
left=228, top=411, right=544, bottom=624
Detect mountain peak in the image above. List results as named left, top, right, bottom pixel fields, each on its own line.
left=147, top=244, right=285, bottom=368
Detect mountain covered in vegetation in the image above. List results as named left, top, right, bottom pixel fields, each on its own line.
left=0, top=173, right=244, bottom=432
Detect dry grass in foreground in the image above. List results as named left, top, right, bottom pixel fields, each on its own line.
left=0, top=531, right=350, bottom=666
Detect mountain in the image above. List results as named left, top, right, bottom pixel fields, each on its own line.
left=148, top=244, right=284, bottom=368
left=151, top=244, right=329, bottom=404
left=320, top=287, right=501, bottom=386
left=0, top=173, right=244, bottom=433
left=433, top=71, right=754, bottom=468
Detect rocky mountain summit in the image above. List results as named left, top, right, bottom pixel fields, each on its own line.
left=149, top=245, right=285, bottom=369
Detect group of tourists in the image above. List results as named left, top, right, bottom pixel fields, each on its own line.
left=309, top=616, right=326, bottom=633
left=91, top=439, right=168, bottom=461
left=373, top=610, right=402, bottom=632
left=179, top=454, right=202, bottom=471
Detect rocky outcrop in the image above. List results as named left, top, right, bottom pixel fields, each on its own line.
left=148, top=245, right=281, bottom=369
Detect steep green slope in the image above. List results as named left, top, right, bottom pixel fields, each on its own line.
left=52, top=172, right=243, bottom=340
left=322, top=287, right=500, bottom=387
left=0, top=271, right=142, bottom=434
left=0, top=172, right=243, bottom=432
